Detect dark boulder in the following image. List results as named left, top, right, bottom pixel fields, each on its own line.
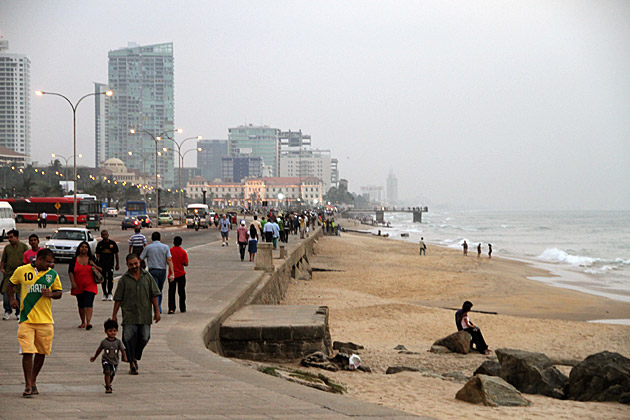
left=333, top=341, right=364, bottom=351
left=474, top=360, right=502, bottom=377
left=496, top=348, right=568, bottom=399
left=567, top=351, right=630, bottom=404
left=433, top=331, right=472, bottom=354
left=456, top=374, right=530, bottom=407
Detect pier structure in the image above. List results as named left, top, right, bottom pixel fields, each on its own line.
left=343, top=206, right=429, bottom=223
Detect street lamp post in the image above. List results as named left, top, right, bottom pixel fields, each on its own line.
left=130, top=128, right=183, bottom=216
left=37, top=89, right=112, bottom=226
left=163, top=135, right=202, bottom=224
left=51, top=153, right=82, bottom=186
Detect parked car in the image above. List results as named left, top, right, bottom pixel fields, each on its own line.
left=121, top=216, right=140, bottom=230
left=158, top=212, right=174, bottom=226
left=136, top=214, right=152, bottom=228
left=105, top=207, right=119, bottom=217
left=45, top=228, right=97, bottom=261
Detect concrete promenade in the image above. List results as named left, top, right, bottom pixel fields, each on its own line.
left=0, top=229, right=431, bottom=419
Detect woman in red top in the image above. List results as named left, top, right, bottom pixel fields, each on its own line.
left=69, top=241, right=102, bottom=330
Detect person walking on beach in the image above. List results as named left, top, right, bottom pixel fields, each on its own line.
left=220, top=214, right=231, bottom=246
left=140, top=232, right=174, bottom=314
left=477, top=243, right=482, bottom=258
left=2, top=229, right=28, bottom=320
left=112, top=253, right=161, bottom=375
left=488, top=243, right=493, bottom=259
left=455, top=301, right=490, bottom=355
left=96, top=230, right=120, bottom=301
left=236, top=220, right=248, bottom=261
left=462, top=240, right=468, bottom=256
left=168, top=236, right=188, bottom=314
left=419, top=237, right=426, bottom=256
left=7, top=249, right=62, bottom=397
left=90, top=318, right=127, bottom=393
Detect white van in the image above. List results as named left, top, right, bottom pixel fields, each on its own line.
left=186, top=204, right=211, bottom=228
left=0, top=201, right=16, bottom=241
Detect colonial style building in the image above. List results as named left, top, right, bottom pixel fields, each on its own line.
left=185, top=176, right=323, bottom=208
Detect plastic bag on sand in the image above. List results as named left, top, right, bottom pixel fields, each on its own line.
left=348, top=354, right=361, bottom=370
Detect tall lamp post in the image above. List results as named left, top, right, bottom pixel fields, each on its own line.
left=164, top=135, right=202, bottom=224
left=51, top=153, right=82, bottom=184
left=130, top=128, right=183, bottom=216
left=36, top=89, right=113, bottom=226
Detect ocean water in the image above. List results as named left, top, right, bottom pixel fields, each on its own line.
left=366, top=210, right=630, bottom=303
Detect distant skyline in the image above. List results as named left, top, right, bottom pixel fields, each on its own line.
left=1, top=1, right=628, bottom=210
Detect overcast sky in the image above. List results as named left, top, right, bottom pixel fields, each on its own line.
left=1, top=1, right=629, bottom=210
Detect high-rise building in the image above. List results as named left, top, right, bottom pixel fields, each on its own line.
left=387, top=169, right=398, bottom=204
left=279, top=149, right=333, bottom=193
left=228, top=124, right=280, bottom=176
left=197, top=139, right=228, bottom=181
left=0, top=39, right=30, bottom=160
left=94, top=82, right=108, bottom=166
left=221, top=156, right=263, bottom=182
left=106, top=42, right=175, bottom=187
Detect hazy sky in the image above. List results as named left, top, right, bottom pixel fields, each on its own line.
left=1, top=1, right=629, bottom=210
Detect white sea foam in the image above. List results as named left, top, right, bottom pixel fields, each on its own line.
left=537, top=248, right=598, bottom=267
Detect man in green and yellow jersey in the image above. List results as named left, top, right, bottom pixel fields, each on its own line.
left=7, top=248, right=62, bottom=397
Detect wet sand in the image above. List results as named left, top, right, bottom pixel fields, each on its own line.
left=281, top=232, right=630, bottom=420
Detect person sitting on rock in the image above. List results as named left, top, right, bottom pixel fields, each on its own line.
left=455, top=301, right=490, bottom=355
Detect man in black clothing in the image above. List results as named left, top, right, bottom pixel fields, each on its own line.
left=96, top=230, right=120, bottom=301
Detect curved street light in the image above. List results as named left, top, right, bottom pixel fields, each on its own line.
left=51, top=153, right=82, bottom=181
left=129, top=128, right=183, bottom=215
left=163, top=135, right=203, bottom=223
left=36, top=89, right=113, bottom=225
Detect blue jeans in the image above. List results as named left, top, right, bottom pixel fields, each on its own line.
left=149, top=268, right=166, bottom=313
left=3, top=291, right=19, bottom=316
left=122, top=324, right=151, bottom=365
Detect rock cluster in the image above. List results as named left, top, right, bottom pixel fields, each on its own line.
left=567, top=351, right=630, bottom=404
left=432, top=331, right=472, bottom=354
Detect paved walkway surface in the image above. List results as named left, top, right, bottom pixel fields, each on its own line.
left=0, top=228, right=432, bottom=419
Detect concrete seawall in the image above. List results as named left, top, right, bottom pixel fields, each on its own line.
left=204, top=226, right=324, bottom=355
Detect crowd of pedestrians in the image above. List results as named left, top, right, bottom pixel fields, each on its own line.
left=2, top=208, right=336, bottom=397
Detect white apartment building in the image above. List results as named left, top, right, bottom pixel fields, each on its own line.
left=0, top=39, right=30, bottom=160
left=279, top=149, right=332, bottom=193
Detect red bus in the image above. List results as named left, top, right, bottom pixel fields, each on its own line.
left=1, top=197, right=102, bottom=224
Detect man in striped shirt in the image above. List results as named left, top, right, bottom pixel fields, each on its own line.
left=128, top=228, right=147, bottom=268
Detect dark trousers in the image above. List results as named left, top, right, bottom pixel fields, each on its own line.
left=168, top=275, right=186, bottom=312
left=464, top=327, right=488, bottom=353
left=265, top=231, right=273, bottom=242
left=101, top=268, right=114, bottom=295
left=238, top=242, right=247, bottom=261
left=122, top=324, right=151, bottom=364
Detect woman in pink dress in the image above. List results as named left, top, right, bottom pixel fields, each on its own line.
left=69, top=241, right=102, bottom=330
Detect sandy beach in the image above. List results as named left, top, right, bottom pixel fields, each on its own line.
left=280, top=229, right=630, bottom=419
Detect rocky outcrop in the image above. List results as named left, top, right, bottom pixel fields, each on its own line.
left=456, top=374, right=530, bottom=407
left=474, top=360, right=502, bottom=377
left=496, top=348, right=568, bottom=399
left=567, top=351, right=630, bottom=404
left=433, top=331, right=472, bottom=354
left=386, top=366, right=422, bottom=374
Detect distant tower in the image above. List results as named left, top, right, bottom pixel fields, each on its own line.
left=387, top=169, right=398, bottom=204
left=0, top=39, right=31, bottom=160
left=94, top=82, right=109, bottom=166
left=106, top=42, right=175, bottom=187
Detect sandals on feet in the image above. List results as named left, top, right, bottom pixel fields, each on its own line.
left=23, top=388, right=32, bottom=397
left=129, top=362, right=138, bottom=375
left=105, top=385, right=112, bottom=393
left=31, top=385, right=38, bottom=395
left=86, top=324, right=93, bottom=330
